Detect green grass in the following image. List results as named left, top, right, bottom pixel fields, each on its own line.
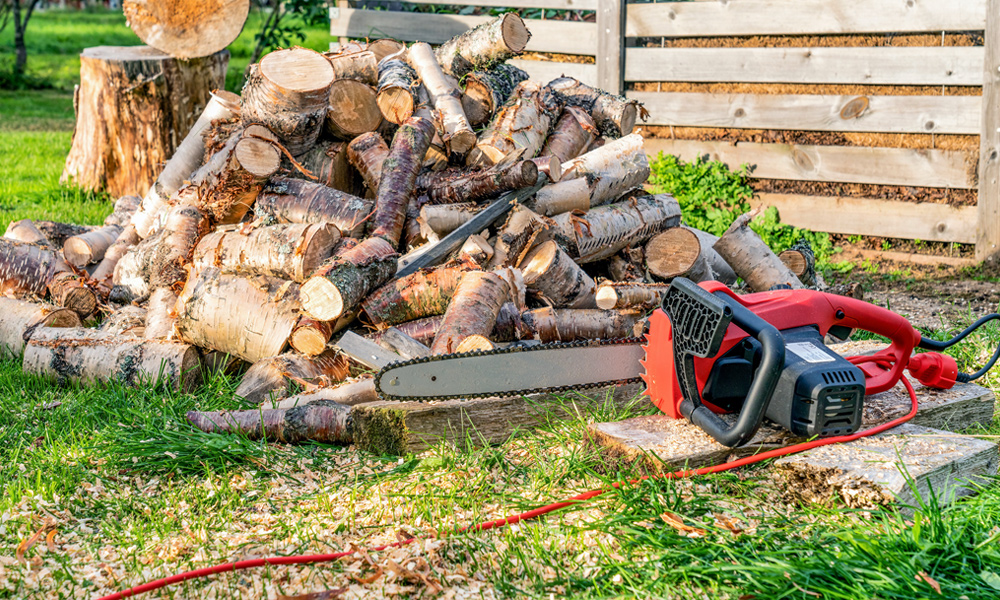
left=2, top=7, right=1000, bottom=600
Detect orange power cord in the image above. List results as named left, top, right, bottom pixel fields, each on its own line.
left=96, top=357, right=918, bottom=600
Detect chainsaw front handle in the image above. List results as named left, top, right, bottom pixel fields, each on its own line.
left=679, top=297, right=785, bottom=447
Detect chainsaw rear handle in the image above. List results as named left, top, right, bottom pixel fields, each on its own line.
left=677, top=292, right=786, bottom=448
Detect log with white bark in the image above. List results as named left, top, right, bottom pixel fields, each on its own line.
left=461, top=63, right=529, bottom=127
left=369, top=39, right=406, bottom=62
left=241, top=48, right=334, bottom=156
left=714, top=214, right=805, bottom=292
left=434, top=13, right=530, bottom=77
left=594, top=282, right=670, bottom=311
left=235, top=349, right=350, bottom=406
left=530, top=178, right=591, bottom=217
left=63, top=225, right=122, bottom=268
left=376, top=59, right=417, bottom=125
left=327, top=49, right=377, bottom=84
left=300, top=236, right=398, bottom=322
left=360, top=261, right=475, bottom=327
left=460, top=234, right=494, bottom=265
left=370, top=116, right=436, bottom=247
left=144, top=287, right=178, bottom=340
left=61, top=46, right=229, bottom=199
left=430, top=270, right=510, bottom=354
left=561, top=133, right=649, bottom=207
left=192, top=223, right=339, bottom=283
left=91, top=225, right=140, bottom=297
left=489, top=205, right=553, bottom=269
left=0, top=298, right=80, bottom=358
left=130, top=90, right=241, bottom=238
left=545, top=76, right=643, bottom=138
left=467, top=80, right=560, bottom=167
left=540, top=106, right=597, bottom=164
left=521, top=240, right=596, bottom=309
left=123, top=0, right=249, bottom=59
left=256, top=176, right=374, bottom=238
left=551, top=193, right=682, bottom=263
left=4, top=220, right=51, bottom=246
left=267, top=376, right=378, bottom=409
left=521, top=307, right=642, bottom=343
left=187, top=124, right=282, bottom=225
left=0, top=238, right=73, bottom=297
left=23, top=327, right=201, bottom=391
left=187, top=401, right=351, bottom=444
left=407, top=43, right=476, bottom=155
left=530, top=155, right=562, bottom=183
left=176, top=267, right=303, bottom=363
left=418, top=203, right=484, bottom=241
left=347, top=132, right=389, bottom=193
left=99, top=305, right=147, bottom=337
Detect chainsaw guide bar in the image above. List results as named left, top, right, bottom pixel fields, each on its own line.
left=374, top=337, right=647, bottom=402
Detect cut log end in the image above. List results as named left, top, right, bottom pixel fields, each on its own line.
left=646, top=227, right=700, bottom=279
left=261, top=47, right=335, bottom=94
left=327, top=80, right=382, bottom=139
left=594, top=286, right=619, bottom=311
left=500, top=13, right=530, bottom=53
left=448, top=130, right=478, bottom=156
left=779, top=249, right=809, bottom=277
left=455, top=334, right=495, bottom=353
left=300, top=277, right=344, bottom=322
left=290, top=325, right=332, bottom=357
left=235, top=136, right=282, bottom=177
left=376, top=87, right=415, bottom=125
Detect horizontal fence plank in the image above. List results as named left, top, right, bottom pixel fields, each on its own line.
left=509, top=59, right=597, bottom=86
left=625, top=47, right=984, bottom=86
left=751, top=193, right=977, bottom=243
left=629, top=92, right=982, bottom=135
left=330, top=7, right=597, bottom=55
left=406, top=0, right=597, bottom=8
left=626, top=0, right=986, bottom=37
left=643, top=138, right=976, bottom=189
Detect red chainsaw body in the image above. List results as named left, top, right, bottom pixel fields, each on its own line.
left=642, top=281, right=922, bottom=419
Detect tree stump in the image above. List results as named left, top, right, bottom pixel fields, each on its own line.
left=61, top=46, right=228, bottom=198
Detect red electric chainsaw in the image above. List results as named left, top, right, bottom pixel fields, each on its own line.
left=375, top=278, right=976, bottom=447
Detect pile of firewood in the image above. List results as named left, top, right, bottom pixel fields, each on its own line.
left=1, top=14, right=815, bottom=444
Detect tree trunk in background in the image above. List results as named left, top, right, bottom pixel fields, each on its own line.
left=61, top=46, right=228, bottom=198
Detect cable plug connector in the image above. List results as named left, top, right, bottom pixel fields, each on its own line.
left=907, top=352, right=958, bottom=390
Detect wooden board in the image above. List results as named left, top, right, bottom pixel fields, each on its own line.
left=350, top=382, right=646, bottom=455
left=509, top=59, right=597, bottom=87
left=630, top=92, right=982, bottom=135
left=750, top=193, right=978, bottom=244
left=775, top=424, right=998, bottom=508
left=643, top=138, right=976, bottom=189
left=330, top=6, right=598, bottom=56
left=587, top=378, right=995, bottom=475
left=977, top=0, right=1000, bottom=261
left=625, top=47, right=985, bottom=86
left=626, top=0, right=986, bottom=38
left=842, top=249, right=977, bottom=269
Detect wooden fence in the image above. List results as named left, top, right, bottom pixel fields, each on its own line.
left=332, top=0, right=1000, bottom=263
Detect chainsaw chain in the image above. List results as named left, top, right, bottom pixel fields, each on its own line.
left=374, top=337, right=646, bottom=403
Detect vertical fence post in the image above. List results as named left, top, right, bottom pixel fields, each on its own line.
left=597, top=0, right=626, bottom=94
left=977, top=0, right=1000, bottom=263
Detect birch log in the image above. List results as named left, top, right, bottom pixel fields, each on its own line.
left=434, top=13, right=530, bottom=77
left=326, top=79, right=382, bottom=140
left=4, top=220, right=50, bottom=246
left=187, top=401, right=351, bottom=444
left=376, top=59, right=417, bottom=125
left=256, top=177, right=374, bottom=238
left=714, top=214, right=805, bottom=292
left=0, top=239, right=73, bottom=297
left=360, top=261, right=475, bottom=327
left=595, top=282, right=670, bottom=311
left=461, top=63, right=529, bottom=127
left=296, top=140, right=355, bottom=193
left=551, top=194, right=681, bottom=263
left=235, top=349, right=351, bottom=405
left=530, top=178, right=591, bottom=217
left=545, top=76, right=642, bottom=138
left=426, top=160, right=538, bottom=205
left=370, top=116, right=436, bottom=247
left=408, top=43, right=476, bottom=155
left=561, top=133, right=649, bottom=207
left=521, top=240, right=596, bottom=309
left=300, top=237, right=398, bottom=322
left=347, top=132, right=389, bottom=192
left=541, top=106, right=597, bottom=163
left=47, top=272, right=98, bottom=318
left=0, top=298, right=80, bottom=358
left=521, top=307, right=642, bottom=343
left=23, top=327, right=201, bottom=391
left=468, top=80, right=560, bottom=167
left=241, top=48, right=334, bottom=155
left=176, top=267, right=302, bottom=363
left=430, top=270, right=510, bottom=354
left=192, top=223, right=339, bottom=283
left=144, top=287, right=178, bottom=340
left=63, top=225, right=122, bottom=267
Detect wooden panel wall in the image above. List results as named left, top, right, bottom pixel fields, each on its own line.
left=624, top=0, right=992, bottom=253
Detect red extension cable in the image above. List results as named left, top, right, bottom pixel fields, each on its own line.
left=96, top=357, right=919, bottom=600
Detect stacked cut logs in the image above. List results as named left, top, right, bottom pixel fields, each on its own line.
left=2, top=14, right=820, bottom=446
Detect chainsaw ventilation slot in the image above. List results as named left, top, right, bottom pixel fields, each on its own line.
left=821, top=370, right=856, bottom=385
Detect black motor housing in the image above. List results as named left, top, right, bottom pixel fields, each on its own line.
left=701, top=326, right=865, bottom=438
